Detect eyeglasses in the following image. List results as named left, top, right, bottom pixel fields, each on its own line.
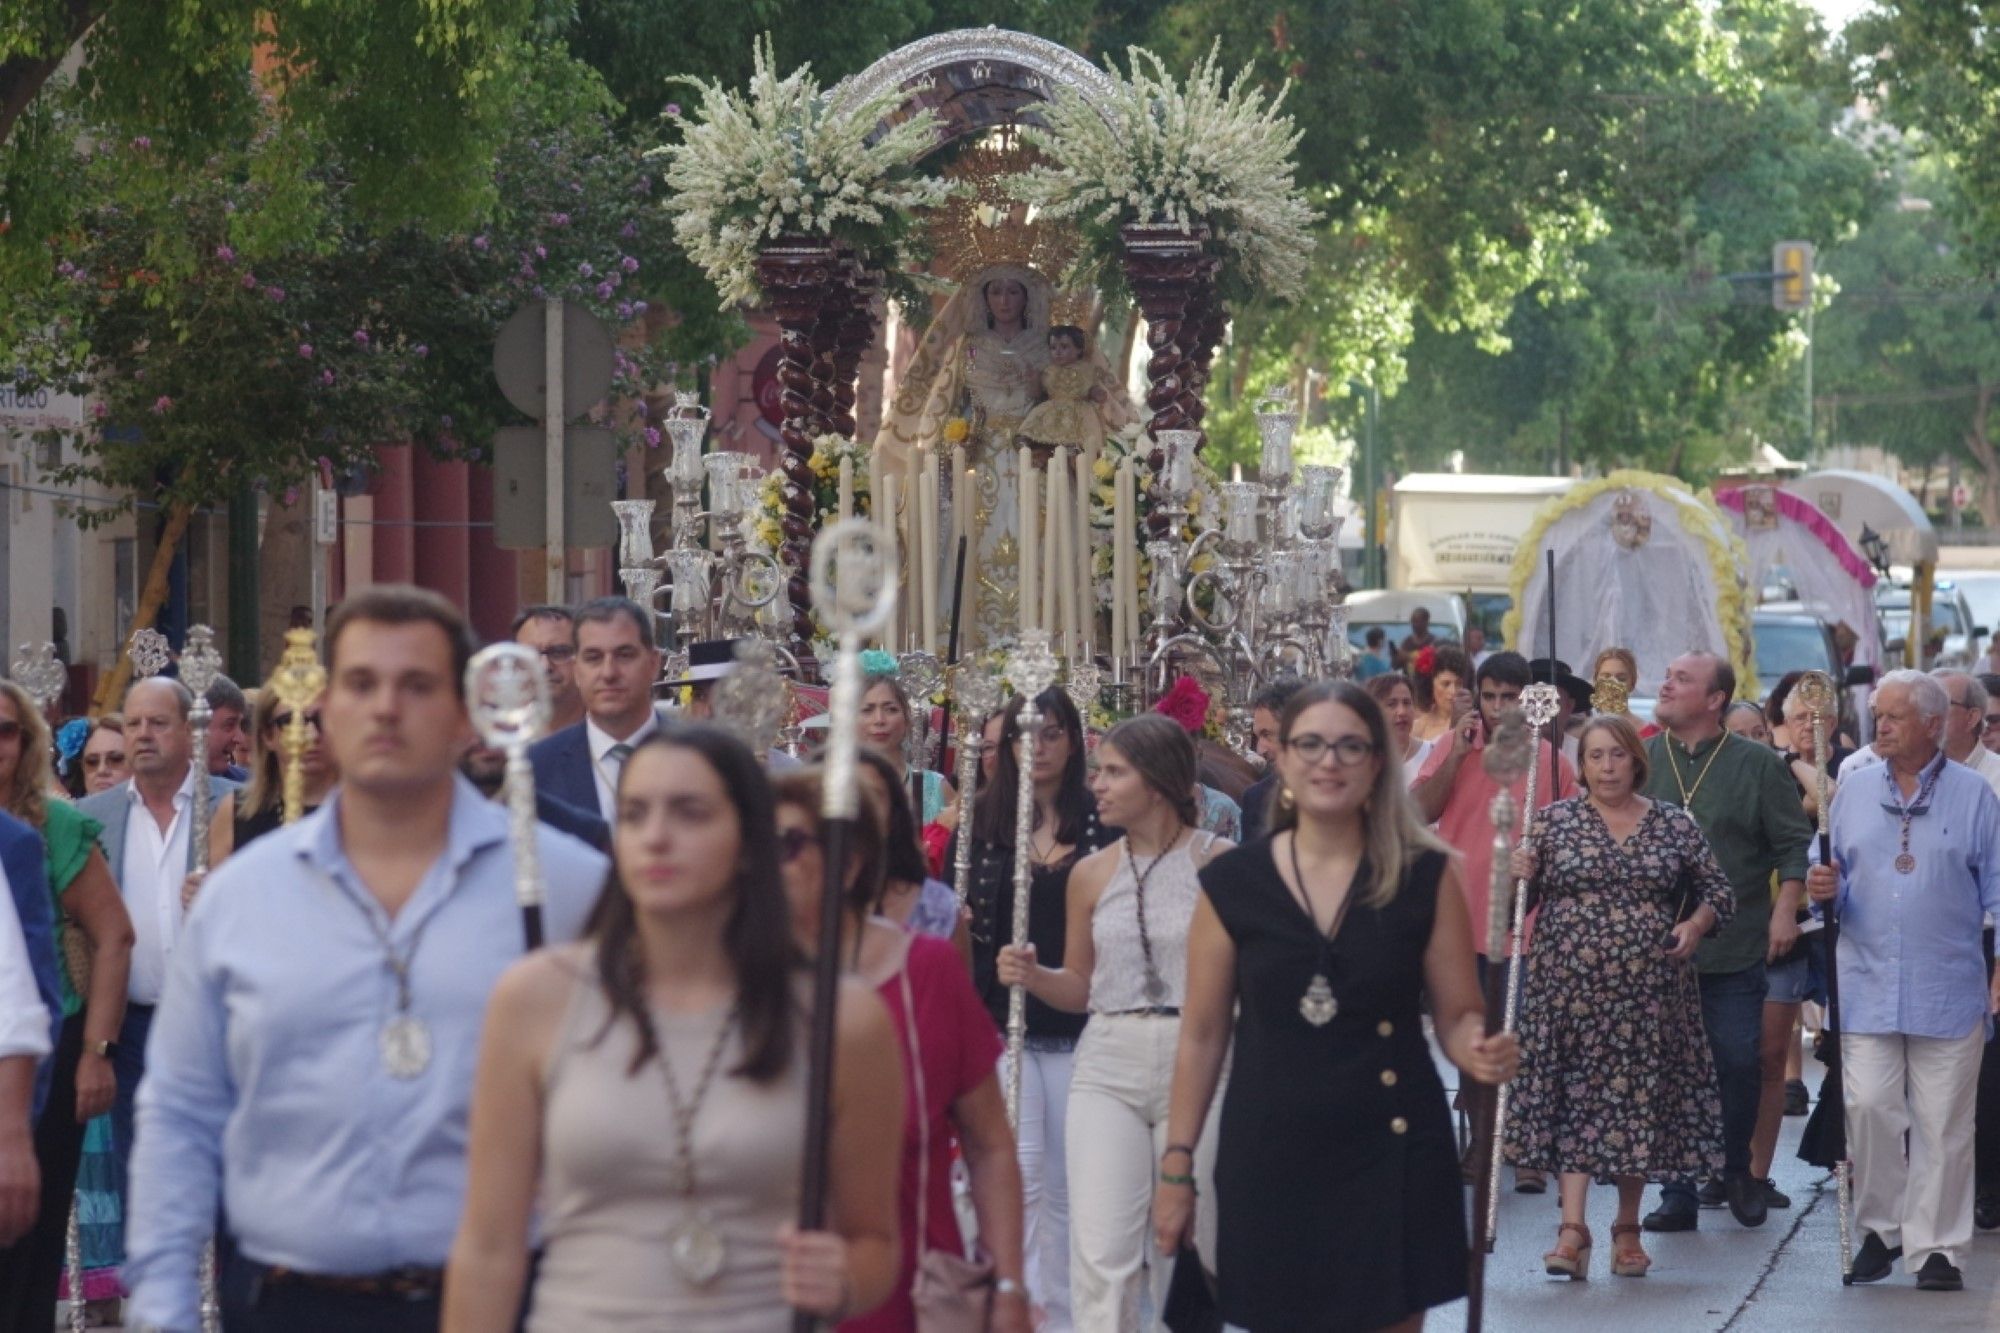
left=83, top=752, right=125, bottom=770
left=538, top=645, right=577, bottom=664
left=271, top=711, right=324, bottom=733
left=778, top=827, right=820, bottom=864
left=1285, top=734, right=1377, bottom=768
left=1951, top=697, right=1983, bottom=712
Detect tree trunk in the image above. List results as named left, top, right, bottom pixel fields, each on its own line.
left=1964, top=382, right=2000, bottom=534
left=90, top=501, right=192, bottom=717
left=0, top=2, right=101, bottom=148
left=258, top=492, right=313, bottom=672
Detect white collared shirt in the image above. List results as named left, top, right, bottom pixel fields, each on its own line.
left=122, top=766, right=198, bottom=1005
left=585, top=710, right=660, bottom=822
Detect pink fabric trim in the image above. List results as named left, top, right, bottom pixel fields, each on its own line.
left=1713, top=485, right=1878, bottom=588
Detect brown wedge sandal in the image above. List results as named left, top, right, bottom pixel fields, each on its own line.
left=1610, top=1222, right=1651, bottom=1277
left=1544, top=1221, right=1592, bottom=1280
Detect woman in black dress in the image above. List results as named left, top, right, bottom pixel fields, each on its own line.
left=1155, top=680, right=1515, bottom=1332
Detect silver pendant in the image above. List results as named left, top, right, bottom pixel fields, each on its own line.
left=380, top=1015, right=433, bottom=1079
left=1143, top=969, right=1167, bottom=1004
left=668, top=1211, right=727, bottom=1286
left=1300, top=973, right=1338, bottom=1027
left=1895, top=852, right=1916, bottom=874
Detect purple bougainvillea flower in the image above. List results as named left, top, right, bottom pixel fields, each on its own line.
left=620, top=221, right=638, bottom=239
left=298, top=343, right=314, bottom=358
left=551, top=212, right=570, bottom=226
left=353, top=329, right=369, bottom=345
left=643, top=427, right=661, bottom=448
left=214, top=244, right=235, bottom=263
left=150, top=396, right=172, bottom=414
left=616, top=301, right=634, bottom=320
left=320, top=369, right=334, bottom=386
left=264, top=286, right=285, bottom=302
left=633, top=300, right=649, bottom=315
left=595, top=281, right=615, bottom=300
left=620, top=255, right=639, bottom=273
left=414, top=344, right=429, bottom=359
left=242, top=272, right=258, bottom=289
left=472, top=235, right=490, bottom=251
left=130, top=136, right=151, bottom=149
left=283, top=487, right=299, bottom=506
left=577, top=262, right=594, bottom=278
left=534, top=244, right=546, bottom=259
left=665, top=103, right=681, bottom=118
left=91, top=402, right=108, bottom=419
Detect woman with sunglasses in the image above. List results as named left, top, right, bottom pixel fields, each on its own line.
left=960, top=687, right=1106, bottom=1332
left=73, top=716, right=129, bottom=797
left=204, top=688, right=337, bottom=865
left=447, top=727, right=903, bottom=1330
left=998, top=714, right=1231, bottom=1327
left=0, top=681, right=135, bottom=1330
left=1155, top=682, right=1517, bottom=1332
left=772, top=770, right=1027, bottom=1333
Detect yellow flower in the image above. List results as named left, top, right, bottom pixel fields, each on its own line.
left=1093, top=458, right=1115, bottom=481
left=943, top=417, right=971, bottom=445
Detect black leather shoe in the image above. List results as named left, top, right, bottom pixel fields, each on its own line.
left=1915, top=1253, right=1963, bottom=1291
left=1761, top=1177, right=1791, bottom=1209
left=1976, top=1193, right=2000, bottom=1231
left=1784, top=1079, right=1809, bottom=1115
left=1642, top=1199, right=1698, bottom=1233
left=1849, top=1232, right=1901, bottom=1284
left=1725, top=1172, right=1768, bottom=1228
left=1695, top=1177, right=1726, bottom=1208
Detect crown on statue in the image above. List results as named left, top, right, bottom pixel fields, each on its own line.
left=926, top=129, right=1080, bottom=285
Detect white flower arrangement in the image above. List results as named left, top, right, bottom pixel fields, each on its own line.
left=1014, top=42, right=1319, bottom=303
left=654, top=37, right=957, bottom=307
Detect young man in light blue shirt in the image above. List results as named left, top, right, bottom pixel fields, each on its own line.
left=125, top=586, right=608, bottom=1332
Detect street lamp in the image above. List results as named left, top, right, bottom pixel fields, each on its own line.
left=1859, top=525, right=1890, bottom=578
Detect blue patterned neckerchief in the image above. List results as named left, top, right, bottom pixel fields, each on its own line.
left=1878, top=748, right=1946, bottom=819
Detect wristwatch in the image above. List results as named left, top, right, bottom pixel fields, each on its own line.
left=89, top=1040, right=119, bottom=1059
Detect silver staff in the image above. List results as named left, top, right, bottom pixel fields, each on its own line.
left=711, top=639, right=793, bottom=757
left=1484, top=682, right=1561, bottom=1241
left=127, top=627, right=172, bottom=679
left=1003, top=630, right=1061, bottom=1128
left=180, top=626, right=224, bottom=880
left=1480, top=704, right=1536, bottom=1256
left=1794, top=668, right=1851, bottom=1280
left=949, top=665, right=1005, bottom=908
left=796, top=520, right=896, bottom=1333
left=467, top=644, right=554, bottom=949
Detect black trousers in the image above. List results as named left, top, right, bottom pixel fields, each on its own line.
left=219, top=1246, right=441, bottom=1333
left=0, top=1013, right=89, bottom=1333
left=1977, top=928, right=2000, bottom=1200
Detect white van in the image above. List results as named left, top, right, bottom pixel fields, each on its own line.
left=1343, top=590, right=1470, bottom=653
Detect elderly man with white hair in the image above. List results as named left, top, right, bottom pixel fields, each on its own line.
left=1808, top=668, right=2000, bottom=1290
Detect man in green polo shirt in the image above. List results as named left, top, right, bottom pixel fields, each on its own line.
left=1641, top=651, right=1813, bottom=1234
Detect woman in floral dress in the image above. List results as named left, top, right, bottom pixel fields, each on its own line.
left=1505, top=713, right=1734, bottom=1281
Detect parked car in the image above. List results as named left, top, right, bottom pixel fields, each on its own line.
left=1344, top=590, right=1469, bottom=653
left=1875, top=580, right=1984, bottom=669
left=1752, top=604, right=1878, bottom=700
left=1938, top=568, right=2000, bottom=660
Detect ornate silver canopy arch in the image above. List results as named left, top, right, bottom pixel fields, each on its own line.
left=830, top=27, right=1116, bottom=144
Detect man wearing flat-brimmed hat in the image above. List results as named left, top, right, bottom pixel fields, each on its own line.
left=661, top=638, right=747, bottom=720
left=1528, top=657, right=1594, bottom=764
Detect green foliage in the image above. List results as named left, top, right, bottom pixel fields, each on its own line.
left=1812, top=154, right=2000, bottom=518
left=1848, top=2, right=2000, bottom=265
left=8, top=49, right=689, bottom=522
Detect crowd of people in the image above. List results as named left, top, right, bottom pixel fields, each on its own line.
left=0, top=590, right=1994, bottom=1331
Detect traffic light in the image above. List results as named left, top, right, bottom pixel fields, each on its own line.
left=1773, top=241, right=1814, bottom=312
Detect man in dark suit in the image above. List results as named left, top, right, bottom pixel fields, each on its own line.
left=460, top=743, right=611, bottom=853
left=1239, top=676, right=1307, bottom=844
left=528, top=597, right=662, bottom=822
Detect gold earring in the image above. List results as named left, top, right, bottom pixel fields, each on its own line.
left=1279, top=785, right=1295, bottom=811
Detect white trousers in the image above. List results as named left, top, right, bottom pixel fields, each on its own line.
left=1843, top=1024, right=1985, bottom=1271
left=1015, top=1044, right=1075, bottom=1331
left=1066, top=1014, right=1222, bottom=1333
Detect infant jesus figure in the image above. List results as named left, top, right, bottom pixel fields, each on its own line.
left=1017, top=324, right=1112, bottom=465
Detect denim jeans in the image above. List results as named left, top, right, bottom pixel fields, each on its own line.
left=1661, top=963, right=1767, bottom=1209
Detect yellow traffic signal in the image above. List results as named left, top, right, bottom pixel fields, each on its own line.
left=1773, top=241, right=1814, bottom=312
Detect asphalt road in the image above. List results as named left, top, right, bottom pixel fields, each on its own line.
left=1438, top=1061, right=2000, bottom=1333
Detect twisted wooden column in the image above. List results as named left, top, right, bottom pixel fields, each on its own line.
left=1121, top=224, right=1208, bottom=534
left=830, top=261, right=878, bottom=441
left=756, top=240, right=841, bottom=646
left=1180, top=257, right=1227, bottom=433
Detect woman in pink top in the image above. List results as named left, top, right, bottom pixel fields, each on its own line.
left=774, top=770, right=1029, bottom=1333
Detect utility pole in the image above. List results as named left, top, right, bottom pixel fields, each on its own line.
left=227, top=482, right=260, bottom=681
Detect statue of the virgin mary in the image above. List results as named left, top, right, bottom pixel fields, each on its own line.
left=877, top=263, right=1131, bottom=646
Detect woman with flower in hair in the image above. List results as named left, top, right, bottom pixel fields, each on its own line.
left=857, top=653, right=958, bottom=832
left=1410, top=644, right=1472, bottom=745
left=1155, top=678, right=1242, bottom=840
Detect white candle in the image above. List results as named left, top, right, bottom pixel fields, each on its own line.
left=1117, top=458, right=1138, bottom=658
left=1041, top=458, right=1062, bottom=655
left=1055, top=461, right=1079, bottom=656
left=869, top=444, right=886, bottom=519
left=963, top=466, right=980, bottom=649
left=838, top=456, right=853, bottom=525
left=906, top=448, right=925, bottom=652
left=880, top=472, right=901, bottom=647
left=921, top=459, right=940, bottom=655
left=1077, top=446, right=1096, bottom=658
left=1111, top=459, right=1128, bottom=666
left=1019, top=447, right=1039, bottom=635
left=949, top=443, right=968, bottom=617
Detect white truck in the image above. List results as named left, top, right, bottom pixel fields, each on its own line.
left=1389, top=473, right=1574, bottom=646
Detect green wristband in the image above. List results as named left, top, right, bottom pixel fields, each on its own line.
left=1159, top=1170, right=1196, bottom=1189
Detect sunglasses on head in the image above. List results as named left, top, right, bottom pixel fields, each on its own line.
left=778, top=827, right=820, bottom=864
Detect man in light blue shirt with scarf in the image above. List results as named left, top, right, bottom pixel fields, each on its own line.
left=1809, top=669, right=2000, bottom=1292
left=124, top=587, right=608, bottom=1332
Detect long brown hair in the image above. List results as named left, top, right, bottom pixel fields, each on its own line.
left=589, top=727, right=797, bottom=1082
left=1101, top=714, right=1200, bottom=828
left=0, top=682, right=53, bottom=829
left=771, top=767, right=888, bottom=918
left=240, top=687, right=285, bottom=817
left=1269, top=681, right=1447, bottom=908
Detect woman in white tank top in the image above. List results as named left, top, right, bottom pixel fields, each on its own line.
left=997, top=715, right=1233, bottom=1330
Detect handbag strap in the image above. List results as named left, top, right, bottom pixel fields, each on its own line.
left=894, top=940, right=936, bottom=1254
